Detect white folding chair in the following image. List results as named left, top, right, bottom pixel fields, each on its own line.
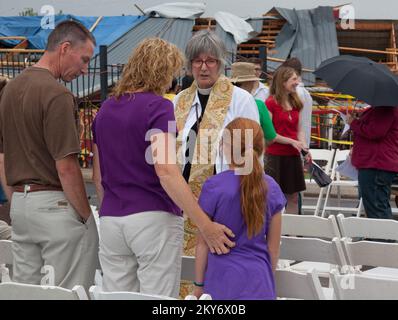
left=279, top=236, right=347, bottom=277
left=338, top=214, right=398, bottom=277
left=302, top=148, right=335, bottom=215
left=279, top=215, right=342, bottom=275
left=184, top=294, right=212, bottom=300
left=89, top=285, right=211, bottom=300
left=330, top=269, right=398, bottom=300
left=275, top=268, right=327, bottom=300
left=392, top=177, right=398, bottom=215
left=281, top=214, right=341, bottom=239
left=393, top=188, right=398, bottom=215
left=321, top=149, right=362, bottom=217
left=342, top=237, right=398, bottom=278
left=89, top=256, right=208, bottom=300
left=89, top=285, right=177, bottom=300
left=343, top=239, right=398, bottom=269
left=0, top=282, right=88, bottom=300
left=180, top=255, right=195, bottom=282
left=337, top=214, right=398, bottom=241
left=180, top=256, right=212, bottom=300
left=0, top=240, right=12, bottom=282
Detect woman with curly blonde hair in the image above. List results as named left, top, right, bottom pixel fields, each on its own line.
left=92, top=38, right=234, bottom=297
left=112, top=38, right=182, bottom=97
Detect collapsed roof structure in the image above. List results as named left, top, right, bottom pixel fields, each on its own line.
left=237, top=5, right=398, bottom=84
left=0, top=15, right=145, bottom=53
left=2, top=3, right=396, bottom=159
left=1, top=3, right=398, bottom=96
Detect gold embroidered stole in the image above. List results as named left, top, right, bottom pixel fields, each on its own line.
left=175, top=76, right=233, bottom=297
left=175, top=76, right=233, bottom=198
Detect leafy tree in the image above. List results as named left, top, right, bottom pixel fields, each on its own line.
left=19, top=8, right=38, bottom=16
left=18, top=7, right=64, bottom=16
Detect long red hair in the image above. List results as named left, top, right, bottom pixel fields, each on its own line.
left=224, top=118, right=268, bottom=238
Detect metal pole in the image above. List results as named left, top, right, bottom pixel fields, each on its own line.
left=99, top=45, right=108, bottom=102
left=134, top=4, right=146, bottom=15
left=259, top=46, right=267, bottom=76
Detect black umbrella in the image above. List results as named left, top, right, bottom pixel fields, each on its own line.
left=314, top=55, right=398, bottom=106
left=301, top=150, right=332, bottom=188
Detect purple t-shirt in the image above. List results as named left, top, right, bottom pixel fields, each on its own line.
left=199, top=170, right=286, bottom=300
left=92, top=92, right=181, bottom=217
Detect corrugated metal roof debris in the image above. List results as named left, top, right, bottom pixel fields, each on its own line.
left=267, top=6, right=339, bottom=85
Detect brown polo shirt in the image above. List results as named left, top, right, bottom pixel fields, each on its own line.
left=0, top=67, right=81, bottom=187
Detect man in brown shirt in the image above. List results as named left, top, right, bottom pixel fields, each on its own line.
left=0, top=20, right=99, bottom=291
left=0, top=77, right=11, bottom=239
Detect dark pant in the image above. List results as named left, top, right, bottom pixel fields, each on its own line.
left=358, top=168, right=396, bottom=219
left=298, top=192, right=302, bottom=215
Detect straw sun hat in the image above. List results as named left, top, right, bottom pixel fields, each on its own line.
left=230, top=62, right=261, bottom=83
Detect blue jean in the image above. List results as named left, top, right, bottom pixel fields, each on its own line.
left=358, top=168, right=396, bottom=219
left=0, top=185, right=7, bottom=204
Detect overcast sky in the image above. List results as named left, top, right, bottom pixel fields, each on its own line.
left=1, top=0, right=397, bottom=19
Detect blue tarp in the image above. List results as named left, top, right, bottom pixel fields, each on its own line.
left=0, top=15, right=147, bottom=54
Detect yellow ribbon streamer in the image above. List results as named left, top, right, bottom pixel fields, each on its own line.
left=311, top=135, right=353, bottom=145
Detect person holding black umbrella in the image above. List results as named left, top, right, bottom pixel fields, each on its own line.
left=315, top=55, right=398, bottom=220
left=347, top=108, right=398, bottom=219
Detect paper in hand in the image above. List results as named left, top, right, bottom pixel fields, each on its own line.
left=336, top=155, right=358, bottom=180
left=332, top=109, right=350, bottom=138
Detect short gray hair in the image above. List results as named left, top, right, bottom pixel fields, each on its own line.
left=185, top=30, right=226, bottom=74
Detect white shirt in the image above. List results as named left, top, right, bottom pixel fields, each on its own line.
left=297, top=82, right=313, bottom=148
left=174, top=86, right=260, bottom=173
left=252, top=82, right=270, bottom=102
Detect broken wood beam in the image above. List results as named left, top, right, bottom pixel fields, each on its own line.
left=89, top=16, right=103, bottom=33
left=0, top=36, right=27, bottom=41
left=266, top=57, right=314, bottom=72
left=0, top=61, right=35, bottom=67
left=260, top=38, right=398, bottom=56
left=336, top=21, right=395, bottom=31
left=0, top=49, right=44, bottom=53
left=339, top=46, right=398, bottom=55
left=391, top=23, right=398, bottom=69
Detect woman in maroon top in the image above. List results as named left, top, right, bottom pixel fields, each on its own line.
left=347, top=107, right=398, bottom=219
left=265, top=66, right=311, bottom=214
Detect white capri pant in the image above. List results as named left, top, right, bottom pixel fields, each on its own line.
left=99, top=211, right=184, bottom=298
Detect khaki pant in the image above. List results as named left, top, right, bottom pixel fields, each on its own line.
left=99, top=211, right=184, bottom=298
left=10, top=191, right=99, bottom=291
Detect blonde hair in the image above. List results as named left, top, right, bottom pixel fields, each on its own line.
left=113, top=38, right=184, bottom=97
left=224, top=118, right=267, bottom=239
left=270, top=66, right=303, bottom=111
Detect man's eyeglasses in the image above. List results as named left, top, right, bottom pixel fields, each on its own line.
left=191, top=58, right=219, bottom=68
